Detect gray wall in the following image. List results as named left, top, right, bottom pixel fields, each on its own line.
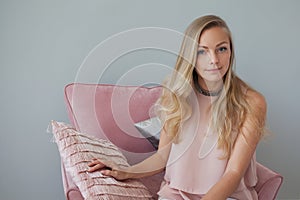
left=0, top=0, right=299, bottom=199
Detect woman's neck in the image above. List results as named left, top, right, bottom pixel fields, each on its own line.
left=198, top=78, right=223, bottom=92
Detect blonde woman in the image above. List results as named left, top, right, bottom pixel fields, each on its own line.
left=88, top=15, right=266, bottom=200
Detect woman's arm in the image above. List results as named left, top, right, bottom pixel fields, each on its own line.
left=202, top=90, right=267, bottom=200
left=87, top=127, right=173, bottom=180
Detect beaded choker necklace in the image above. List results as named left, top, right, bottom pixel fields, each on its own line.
left=193, top=71, right=222, bottom=97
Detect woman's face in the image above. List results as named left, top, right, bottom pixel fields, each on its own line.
left=195, top=26, right=231, bottom=86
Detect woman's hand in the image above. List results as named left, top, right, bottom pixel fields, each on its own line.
left=87, top=158, right=130, bottom=180
left=86, top=128, right=173, bottom=181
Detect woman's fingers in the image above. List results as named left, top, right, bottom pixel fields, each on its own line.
left=100, top=167, right=128, bottom=180
left=87, top=158, right=118, bottom=171
left=100, top=169, right=121, bottom=179
left=88, top=159, right=103, bottom=167
left=87, top=159, right=107, bottom=172
left=86, top=158, right=129, bottom=180
left=87, top=164, right=100, bottom=172
left=100, top=169, right=112, bottom=176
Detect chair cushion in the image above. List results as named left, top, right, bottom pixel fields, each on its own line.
left=51, top=120, right=153, bottom=200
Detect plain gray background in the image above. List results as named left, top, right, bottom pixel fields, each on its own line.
left=1, top=0, right=299, bottom=199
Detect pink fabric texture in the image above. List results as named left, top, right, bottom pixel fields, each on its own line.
left=64, top=83, right=161, bottom=156
left=63, top=83, right=163, bottom=199
left=255, top=162, right=283, bottom=200
left=51, top=120, right=153, bottom=200
left=61, top=83, right=283, bottom=200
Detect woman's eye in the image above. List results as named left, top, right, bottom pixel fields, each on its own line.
left=217, top=47, right=228, bottom=53
left=197, top=49, right=206, bottom=55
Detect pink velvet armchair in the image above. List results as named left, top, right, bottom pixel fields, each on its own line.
left=62, top=83, right=283, bottom=200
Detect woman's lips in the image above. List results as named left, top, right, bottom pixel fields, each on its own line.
left=205, top=67, right=222, bottom=72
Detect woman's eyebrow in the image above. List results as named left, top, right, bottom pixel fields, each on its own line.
left=198, top=41, right=229, bottom=48
left=216, top=41, right=229, bottom=47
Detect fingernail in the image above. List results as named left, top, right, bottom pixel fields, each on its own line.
left=100, top=170, right=106, bottom=175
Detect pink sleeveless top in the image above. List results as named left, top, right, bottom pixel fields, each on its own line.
left=158, top=95, right=258, bottom=200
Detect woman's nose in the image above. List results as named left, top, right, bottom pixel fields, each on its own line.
left=209, top=52, right=219, bottom=65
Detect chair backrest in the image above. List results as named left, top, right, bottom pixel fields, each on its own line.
left=64, top=83, right=163, bottom=163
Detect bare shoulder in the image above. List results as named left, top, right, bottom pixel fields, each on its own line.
left=246, top=89, right=267, bottom=112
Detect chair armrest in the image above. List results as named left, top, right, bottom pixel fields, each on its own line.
left=61, top=162, right=83, bottom=200
left=255, top=162, right=283, bottom=200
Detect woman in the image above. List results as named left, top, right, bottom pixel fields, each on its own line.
left=88, top=15, right=266, bottom=200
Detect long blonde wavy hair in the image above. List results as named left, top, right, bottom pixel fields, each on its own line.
left=156, top=15, right=265, bottom=158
